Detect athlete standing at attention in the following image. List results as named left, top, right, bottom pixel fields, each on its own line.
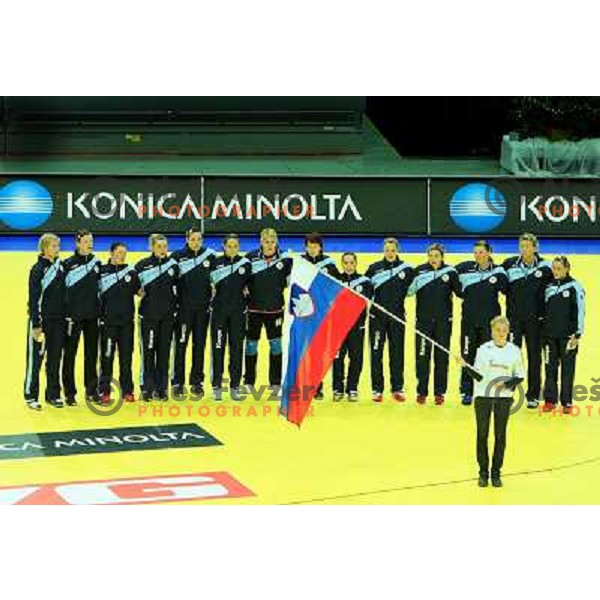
left=456, top=241, right=508, bottom=406
left=135, top=234, right=179, bottom=402
left=24, top=233, right=66, bottom=410
left=502, top=233, right=553, bottom=409
left=301, top=233, right=339, bottom=278
left=210, top=233, right=251, bottom=400
left=300, top=232, right=339, bottom=399
left=98, top=242, right=141, bottom=404
left=407, top=243, right=460, bottom=406
left=541, top=256, right=585, bottom=413
left=62, top=229, right=101, bottom=406
left=244, top=228, right=292, bottom=392
left=331, top=252, right=373, bottom=401
left=170, top=227, right=216, bottom=398
left=469, top=316, right=524, bottom=488
left=366, top=238, right=414, bottom=403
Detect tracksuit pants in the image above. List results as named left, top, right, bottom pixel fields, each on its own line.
left=139, top=316, right=174, bottom=396
left=99, top=321, right=134, bottom=396
left=24, top=318, right=65, bottom=402
left=416, top=318, right=452, bottom=397
left=244, top=311, right=283, bottom=387
left=543, top=337, right=578, bottom=406
left=332, top=323, right=366, bottom=394
left=474, top=397, right=513, bottom=478
left=62, top=317, right=99, bottom=398
left=460, top=321, right=491, bottom=397
left=211, top=309, right=245, bottom=389
left=369, top=311, right=405, bottom=394
left=171, top=307, right=210, bottom=389
left=510, top=317, right=543, bottom=402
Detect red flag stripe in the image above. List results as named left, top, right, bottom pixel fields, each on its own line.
left=287, top=287, right=367, bottom=425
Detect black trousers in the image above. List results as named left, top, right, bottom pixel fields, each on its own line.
left=369, top=311, right=405, bottom=394
left=543, top=337, right=578, bottom=406
left=24, top=318, right=65, bottom=402
left=460, top=321, right=491, bottom=396
left=416, top=318, right=452, bottom=396
left=510, top=317, right=543, bottom=402
left=99, top=320, right=134, bottom=396
left=244, top=311, right=284, bottom=386
left=62, top=317, right=99, bottom=398
left=332, top=323, right=366, bottom=394
left=139, top=316, right=174, bottom=395
left=474, top=396, right=513, bottom=478
left=171, top=307, right=210, bottom=388
left=211, top=309, right=245, bottom=389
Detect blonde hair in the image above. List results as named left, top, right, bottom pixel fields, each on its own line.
left=383, top=237, right=399, bottom=249
left=260, top=228, right=278, bottom=242
left=490, top=315, right=510, bottom=330
left=519, top=232, right=538, bottom=249
left=38, top=233, right=59, bottom=255
left=149, top=233, right=167, bottom=249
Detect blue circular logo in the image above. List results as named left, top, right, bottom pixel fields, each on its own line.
left=0, top=180, right=53, bottom=230
left=449, top=182, right=506, bottom=233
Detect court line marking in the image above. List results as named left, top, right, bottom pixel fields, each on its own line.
left=283, top=454, right=600, bottom=504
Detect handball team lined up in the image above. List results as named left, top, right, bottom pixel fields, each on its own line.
left=24, top=228, right=585, bottom=413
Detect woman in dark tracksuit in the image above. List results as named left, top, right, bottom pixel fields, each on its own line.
left=407, top=243, right=460, bottom=406
left=135, top=234, right=180, bottom=402
left=62, top=229, right=101, bottom=405
left=24, top=234, right=66, bottom=410
left=542, top=256, right=585, bottom=413
left=98, top=242, right=141, bottom=404
left=210, top=234, right=251, bottom=400
left=331, top=252, right=373, bottom=401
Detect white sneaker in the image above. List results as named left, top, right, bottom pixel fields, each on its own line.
left=26, top=400, right=42, bottom=411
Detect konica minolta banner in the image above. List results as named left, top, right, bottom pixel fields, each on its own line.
left=0, top=175, right=427, bottom=235
left=430, top=178, right=600, bottom=237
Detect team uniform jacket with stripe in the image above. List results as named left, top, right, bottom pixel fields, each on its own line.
left=98, top=263, right=141, bottom=325
left=543, top=276, right=585, bottom=339
left=300, top=253, right=339, bottom=278
left=246, top=248, right=293, bottom=313
left=502, top=254, right=553, bottom=321
left=335, top=271, right=373, bottom=326
left=210, top=255, right=252, bottom=313
left=455, top=261, right=508, bottom=326
left=28, top=255, right=66, bottom=328
left=63, top=252, right=101, bottom=320
left=171, top=245, right=216, bottom=310
left=134, top=254, right=180, bottom=319
left=407, top=262, right=460, bottom=321
left=365, top=258, right=415, bottom=315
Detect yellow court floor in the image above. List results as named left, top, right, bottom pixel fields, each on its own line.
left=1, top=250, right=599, bottom=505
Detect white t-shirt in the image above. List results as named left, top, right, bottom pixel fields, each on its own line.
left=473, top=340, right=525, bottom=399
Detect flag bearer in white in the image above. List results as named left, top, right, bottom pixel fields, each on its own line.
left=468, top=316, right=525, bottom=489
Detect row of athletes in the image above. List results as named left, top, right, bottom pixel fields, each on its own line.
left=24, top=228, right=584, bottom=411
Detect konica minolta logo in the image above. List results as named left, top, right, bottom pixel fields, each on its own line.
left=521, top=194, right=600, bottom=223
left=67, top=191, right=363, bottom=222
left=0, top=180, right=53, bottom=230
left=449, top=182, right=507, bottom=233
left=0, top=424, right=221, bottom=460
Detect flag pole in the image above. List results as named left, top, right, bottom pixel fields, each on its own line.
left=298, top=257, right=482, bottom=378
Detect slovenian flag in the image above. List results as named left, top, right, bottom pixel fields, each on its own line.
left=281, top=258, right=369, bottom=426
